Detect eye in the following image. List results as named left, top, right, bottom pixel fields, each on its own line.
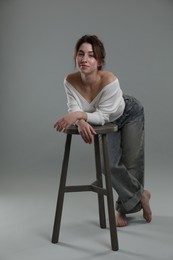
left=77, top=51, right=84, bottom=57
left=88, top=51, right=95, bottom=58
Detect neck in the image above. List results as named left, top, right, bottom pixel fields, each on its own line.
left=80, top=72, right=100, bottom=87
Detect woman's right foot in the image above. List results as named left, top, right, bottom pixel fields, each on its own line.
left=141, top=190, right=152, bottom=223
left=116, top=212, right=128, bottom=227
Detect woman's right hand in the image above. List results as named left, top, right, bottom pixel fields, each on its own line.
left=77, top=120, right=96, bottom=144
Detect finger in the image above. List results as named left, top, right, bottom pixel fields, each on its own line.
left=54, top=120, right=63, bottom=129
left=55, top=124, right=63, bottom=132
left=56, top=121, right=67, bottom=131
left=54, top=122, right=59, bottom=128
left=59, top=125, right=66, bottom=132
left=88, top=134, right=93, bottom=144
left=83, top=130, right=90, bottom=141
left=81, top=134, right=88, bottom=143
left=80, top=131, right=89, bottom=143
left=90, top=127, right=96, bottom=135
left=85, top=132, right=93, bottom=144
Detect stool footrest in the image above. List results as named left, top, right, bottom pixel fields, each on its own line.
left=65, top=183, right=107, bottom=195
left=65, top=185, right=92, bottom=192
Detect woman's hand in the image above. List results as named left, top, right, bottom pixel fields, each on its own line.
left=54, top=112, right=79, bottom=132
left=77, top=120, right=96, bottom=144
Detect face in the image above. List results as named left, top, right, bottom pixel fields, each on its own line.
left=76, top=43, right=102, bottom=74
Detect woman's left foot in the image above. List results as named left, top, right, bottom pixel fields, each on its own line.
left=141, top=190, right=152, bottom=223
left=116, top=212, right=128, bottom=227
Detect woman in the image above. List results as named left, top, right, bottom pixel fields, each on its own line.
left=54, top=35, right=152, bottom=227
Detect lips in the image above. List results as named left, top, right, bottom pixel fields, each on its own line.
left=80, top=64, right=89, bottom=68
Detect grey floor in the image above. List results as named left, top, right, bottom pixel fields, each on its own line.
left=0, top=155, right=173, bottom=260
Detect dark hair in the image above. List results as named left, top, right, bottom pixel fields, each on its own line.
left=74, top=35, right=106, bottom=70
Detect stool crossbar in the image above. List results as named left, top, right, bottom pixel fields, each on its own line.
left=52, top=123, right=119, bottom=251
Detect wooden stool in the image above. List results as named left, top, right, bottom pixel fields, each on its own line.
left=52, top=123, right=119, bottom=251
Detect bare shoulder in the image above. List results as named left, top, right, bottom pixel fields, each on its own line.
left=65, top=72, right=80, bottom=85
left=99, top=71, right=117, bottom=86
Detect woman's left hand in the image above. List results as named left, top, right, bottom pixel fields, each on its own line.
left=77, top=120, right=96, bottom=144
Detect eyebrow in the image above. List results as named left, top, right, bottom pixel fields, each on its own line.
left=78, top=50, right=94, bottom=54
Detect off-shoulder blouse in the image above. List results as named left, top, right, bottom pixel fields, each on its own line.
left=64, top=77, right=125, bottom=125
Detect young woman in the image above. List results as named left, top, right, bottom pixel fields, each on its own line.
left=54, top=35, right=152, bottom=227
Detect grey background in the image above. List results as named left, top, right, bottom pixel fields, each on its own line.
left=0, top=1, right=173, bottom=260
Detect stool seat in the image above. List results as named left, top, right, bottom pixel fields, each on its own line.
left=65, top=123, right=118, bottom=135
left=52, top=123, right=119, bottom=251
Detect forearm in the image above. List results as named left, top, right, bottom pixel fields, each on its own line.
left=54, top=111, right=87, bottom=132
left=75, top=111, right=105, bottom=126
left=74, top=111, right=87, bottom=122
left=75, top=118, right=86, bottom=127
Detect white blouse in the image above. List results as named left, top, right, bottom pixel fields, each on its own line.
left=64, top=77, right=125, bottom=125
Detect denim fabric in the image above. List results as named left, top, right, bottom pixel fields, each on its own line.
left=106, top=95, right=144, bottom=214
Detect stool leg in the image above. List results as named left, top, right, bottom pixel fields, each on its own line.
left=102, top=134, right=119, bottom=251
left=94, top=135, right=106, bottom=228
left=52, top=134, right=72, bottom=244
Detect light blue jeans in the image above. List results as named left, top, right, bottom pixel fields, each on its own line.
left=107, top=95, right=144, bottom=214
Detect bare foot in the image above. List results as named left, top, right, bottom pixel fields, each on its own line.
left=141, top=190, right=152, bottom=223
left=116, top=212, right=128, bottom=227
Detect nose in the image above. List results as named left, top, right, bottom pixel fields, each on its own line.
left=81, top=54, right=87, bottom=62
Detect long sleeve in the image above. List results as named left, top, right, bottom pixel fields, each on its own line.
left=64, top=78, right=125, bottom=125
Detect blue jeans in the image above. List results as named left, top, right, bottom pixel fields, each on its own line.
left=107, top=95, right=144, bottom=214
